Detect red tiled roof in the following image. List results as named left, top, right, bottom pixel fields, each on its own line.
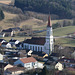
left=7, top=67, right=25, bottom=72
left=23, top=37, right=45, bottom=45
left=47, top=16, right=52, bottom=27
left=20, top=57, right=37, bottom=64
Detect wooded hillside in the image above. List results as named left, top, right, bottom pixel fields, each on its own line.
left=15, top=0, right=72, bottom=19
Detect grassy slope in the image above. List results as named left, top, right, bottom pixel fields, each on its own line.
left=0, top=12, right=17, bottom=29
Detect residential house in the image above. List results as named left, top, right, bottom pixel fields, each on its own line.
left=55, top=62, right=64, bottom=71
left=1, top=42, right=12, bottom=48
left=0, top=39, right=6, bottom=43
left=44, top=57, right=55, bottom=70
left=0, top=63, right=13, bottom=75
left=1, top=28, right=14, bottom=37
left=50, top=53, right=60, bottom=61
left=10, top=27, right=21, bottom=34
left=71, top=51, right=75, bottom=59
left=16, top=42, right=23, bottom=50
left=14, top=57, right=38, bottom=69
left=6, top=66, right=25, bottom=75
left=0, top=33, right=5, bottom=37
left=9, top=39, right=20, bottom=46
left=57, top=58, right=75, bottom=68
left=0, top=53, right=3, bottom=62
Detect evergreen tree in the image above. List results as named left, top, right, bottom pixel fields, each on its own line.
left=0, top=9, right=4, bottom=20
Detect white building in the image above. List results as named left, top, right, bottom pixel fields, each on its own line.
left=1, top=42, right=12, bottom=48
left=22, top=16, right=54, bottom=55
left=14, top=57, right=38, bottom=69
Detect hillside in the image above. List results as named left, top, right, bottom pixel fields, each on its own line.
left=15, top=0, right=72, bottom=19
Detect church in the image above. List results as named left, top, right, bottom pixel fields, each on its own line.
left=22, top=16, right=54, bottom=55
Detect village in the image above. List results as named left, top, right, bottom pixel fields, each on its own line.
left=0, top=16, right=74, bottom=75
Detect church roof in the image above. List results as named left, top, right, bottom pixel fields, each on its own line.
left=23, top=37, right=45, bottom=45
left=47, top=16, right=52, bottom=27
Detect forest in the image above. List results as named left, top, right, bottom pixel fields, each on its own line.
left=15, top=0, right=72, bottom=19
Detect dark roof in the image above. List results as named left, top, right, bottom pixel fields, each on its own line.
left=2, top=28, right=12, bottom=32
left=2, top=42, right=8, bottom=45
left=23, top=37, right=45, bottom=45
left=0, top=39, right=5, bottom=42
left=16, top=42, right=22, bottom=47
left=0, top=63, right=8, bottom=68
left=9, top=27, right=20, bottom=31
left=7, top=67, right=25, bottom=72
left=9, top=39, right=17, bottom=42
left=50, top=53, right=60, bottom=57
left=32, top=51, right=46, bottom=57
left=58, top=58, right=75, bottom=64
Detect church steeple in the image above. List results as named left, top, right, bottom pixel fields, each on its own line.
left=47, top=16, right=52, bottom=27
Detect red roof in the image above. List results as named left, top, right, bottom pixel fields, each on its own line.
left=20, top=57, right=37, bottom=63
left=47, top=16, right=52, bottom=27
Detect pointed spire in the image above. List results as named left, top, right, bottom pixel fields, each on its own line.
left=47, top=15, right=52, bottom=27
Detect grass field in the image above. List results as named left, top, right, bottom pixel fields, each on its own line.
left=0, top=12, right=17, bottom=29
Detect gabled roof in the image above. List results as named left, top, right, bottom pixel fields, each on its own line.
left=20, top=57, right=37, bottom=64
left=23, top=37, right=45, bottom=45
left=9, top=39, right=17, bottom=42
left=2, top=42, right=9, bottom=45
left=0, top=39, right=5, bottom=42
left=16, top=42, right=22, bottom=47
left=0, top=63, right=8, bottom=68
left=2, top=28, right=12, bottom=32
left=7, top=66, right=25, bottom=72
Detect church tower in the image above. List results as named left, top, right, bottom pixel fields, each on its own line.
left=45, top=16, right=54, bottom=55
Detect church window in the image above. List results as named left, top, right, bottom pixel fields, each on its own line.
left=33, top=46, right=34, bottom=51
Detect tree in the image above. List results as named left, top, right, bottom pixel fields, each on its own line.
left=0, top=9, right=4, bottom=20
left=73, top=19, right=75, bottom=26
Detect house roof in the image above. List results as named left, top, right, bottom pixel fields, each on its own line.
left=32, top=51, right=46, bottom=57
left=58, top=58, right=75, bottom=64
left=7, top=66, right=25, bottom=72
left=23, top=37, right=45, bottom=45
left=2, top=28, right=12, bottom=32
left=9, top=27, right=20, bottom=31
left=50, top=53, right=60, bottom=57
left=0, top=39, right=5, bottom=42
left=20, top=57, right=37, bottom=64
left=16, top=42, right=22, bottom=47
left=2, top=42, right=8, bottom=45
left=9, top=39, right=17, bottom=42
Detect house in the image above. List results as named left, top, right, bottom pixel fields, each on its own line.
left=71, top=51, right=75, bottom=59
left=1, top=42, right=12, bottom=48
left=6, top=66, right=25, bottom=75
left=0, top=39, right=6, bottom=43
left=50, top=53, right=60, bottom=61
left=57, top=58, right=75, bottom=68
left=0, top=33, right=5, bottom=37
left=14, top=57, right=38, bottom=69
left=0, top=53, right=3, bottom=62
left=21, top=16, right=54, bottom=55
left=9, top=39, right=20, bottom=46
left=0, top=63, right=13, bottom=75
left=1, top=28, right=14, bottom=37
left=10, top=27, right=21, bottom=34
left=44, top=57, right=55, bottom=69
left=55, top=62, right=64, bottom=71
left=16, top=42, right=23, bottom=50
